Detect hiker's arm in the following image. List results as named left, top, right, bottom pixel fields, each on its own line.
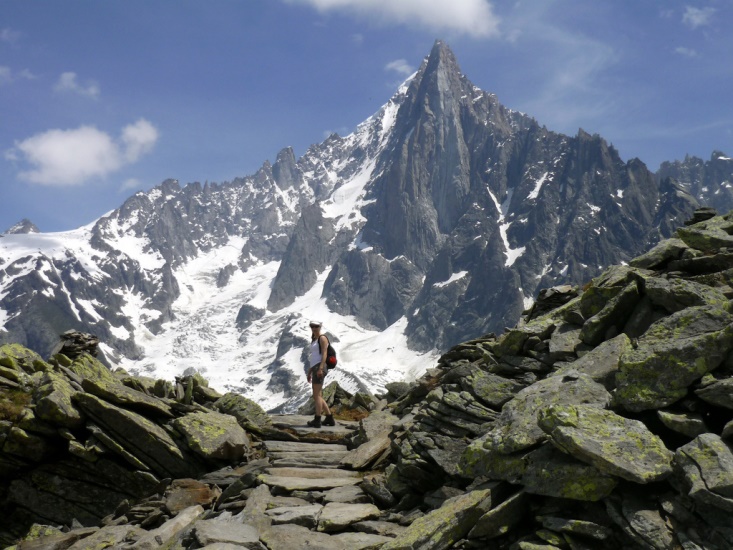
left=319, top=336, right=328, bottom=372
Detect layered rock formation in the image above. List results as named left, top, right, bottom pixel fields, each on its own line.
left=8, top=209, right=733, bottom=549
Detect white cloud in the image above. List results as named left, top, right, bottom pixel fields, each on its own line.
left=54, top=72, right=100, bottom=99
left=7, top=119, right=159, bottom=186
left=0, top=28, right=21, bottom=45
left=385, top=59, right=414, bottom=77
left=120, top=178, right=143, bottom=191
left=682, top=6, right=715, bottom=29
left=286, top=0, right=500, bottom=38
left=675, top=46, right=698, bottom=58
left=0, top=65, right=35, bottom=85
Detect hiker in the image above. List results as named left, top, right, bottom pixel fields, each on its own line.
left=306, top=320, right=336, bottom=428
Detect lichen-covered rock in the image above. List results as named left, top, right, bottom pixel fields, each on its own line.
left=379, top=489, right=493, bottom=550
left=81, top=377, right=173, bottom=419
left=657, top=410, right=708, bottom=438
left=695, top=376, right=733, bottom=409
left=629, top=237, right=689, bottom=269
left=480, top=372, right=611, bottom=455
left=616, top=305, right=733, bottom=412
left=33, top=372, right=84, bottom=429
left=460, top=369, right=525, bottom=409
left=538, top=405, right=673, bottom=483
left=66, top=353, right=116, bottom=384
left=73, top=393, right=198, bottom=479
left=644, top=277, right=730, bottom=313
left=468, top=490, right=527, bottom=539
left=214, top=392, right=273, bottom=435
left=519, top=444, right=618, bottom=501
left=580, top=281, right=640, bottom=346
left=0, top=343, right=47, bottom=374
left=171, top=410, right=250, bottom=461
left=605, top=495, right=677, bottom=550
left=676, top=213, right=733, bottom=252
left=551, top=334, right=631, bottom=390
left=674, top=433, right=733, bottom=512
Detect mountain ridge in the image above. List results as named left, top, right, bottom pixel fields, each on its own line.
left=0, top=40, right=728, bottom=411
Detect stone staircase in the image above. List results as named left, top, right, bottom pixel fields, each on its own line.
left=187, top=414, right=406, bottom=549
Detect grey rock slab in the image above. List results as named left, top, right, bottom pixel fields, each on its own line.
left=340, top=433, right=391, bottom=470
left=270, top=455, right=347, bottom=467
left=260, top=524, right=342, bottom=550
left=606, top=495, right=676, bottom=550
left=81, top=377, right=173, bottom=419
left=332, top=532, right=395, bottom=549
left=538, top=516, right=613, bottom=540
left=675, top=433, right=733, bottom=511
left=468, top=490, right=528, bottom=539
left=644, top=277, right=730, bottom=313
left=266, top=466, right=361, bottom=478
left=460, top=369, right=524, bottom=409
left=657, top=410, right=708, bottom=438
left=695, top=377, right=733, bottom=409
left=480, top=372, right=611, bottom=455
left=379, top=489, right=493, bottom=550
left=271, top=457, right=348, bottom=468
left=258, top=474, right=361, bottom=491
left=323, top=484, right=371, bottom=504
left=580, top=281, right=640, bottom=346
left=551, top=333, right=631, bottom=391
left=538, top=404, right=673, bottom=484
left=317, top=502, right=382, bottom=533
left=264, top=440, right=348, bottom=452
left=265, top=503, right=323, bottom=527
left=520, top=444, right=618, bottom=501
left=73, top=393, right=198, bottom=479
left=629, top=237, right=688, bottom=269
left=194, top=518, right=262, bottom=548
left=172, top=410, right=250, bottom=461
left=66, top=525, right=145, bottom=550
left=548, top=323, right=583, bottom=360
left=201, top=544, right=262, bottom=550
left=353, top=520, right=407, bottom=537
left=267, top=495, right=311, bottom=508
left=129, top=505, right=204, bottom=549
left=355, top=410, right=399, bottom=443
left=616, top=306, right=733, bottom=412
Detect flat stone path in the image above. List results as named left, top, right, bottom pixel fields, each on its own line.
left=240, top=417, right=401, bottom=548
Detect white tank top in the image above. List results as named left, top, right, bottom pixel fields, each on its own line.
left=309, top=338, right=324, bottom=368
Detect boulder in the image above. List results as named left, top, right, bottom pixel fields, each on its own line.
left=551, top=334, right=631, bottom=390
left=214, top=392, right=273, bottom=435
left=674, top=433, right=733, bottom=512
left=379, top=489, right=493, bottom=550
left=695, top=377, right=733, bottom=409
left=538, top=405, right=673, bottom=483
left=33, top=373, right=84, bottom=429
left=629, top=238, right=688, bottom=269
left=171, top=410, right=250, bottom=461
left=73, top=393, right=198, bottom=479
left=468, top=490, right=528, bottom=539
left=475, top=372, right=611, bottom=456
left=194, top=518, right=263, bottom=549
left=616, top=306, right=733, bottom=412
left=81, top=377, right=173, bottom=419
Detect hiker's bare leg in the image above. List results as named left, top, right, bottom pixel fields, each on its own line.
left=313, top=383, right=323, bottom=416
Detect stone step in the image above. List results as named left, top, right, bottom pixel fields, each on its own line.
left=264, top=441, right=348, bottom=453
left=270, top=415, right=359, bottom=432
left=268, top=452, right=348, bottom=464
left=258, top=474, right=362, bottom=491
left=266, top=467, right=361, bottom=479
left=270, top=459, right=347, bottom=469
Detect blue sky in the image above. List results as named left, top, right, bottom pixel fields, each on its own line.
left=1, top=0, right=731, bottom=232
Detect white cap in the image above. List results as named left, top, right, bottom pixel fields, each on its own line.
left=309, top=320, right=322, bottom=327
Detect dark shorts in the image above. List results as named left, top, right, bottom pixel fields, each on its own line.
left=310, top=366, right=327, bottom=385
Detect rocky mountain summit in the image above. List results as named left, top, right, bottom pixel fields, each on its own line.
left=6, top=207, right=733, bottom=549
left=1, top=40, right=724, bottom=409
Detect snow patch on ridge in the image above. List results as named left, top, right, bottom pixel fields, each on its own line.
left=434, top=271, right=469, bottom=288
left=489, top=188, right=526, bottom=267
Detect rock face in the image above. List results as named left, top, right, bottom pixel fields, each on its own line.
left=1, top=41, right=719, bottom=412
left=0, top=345, right=274, bottom=545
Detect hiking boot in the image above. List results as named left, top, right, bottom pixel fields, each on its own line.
left=323, top=414, right=336, bottom=427
left=307, top=415, right=322, bottom=428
